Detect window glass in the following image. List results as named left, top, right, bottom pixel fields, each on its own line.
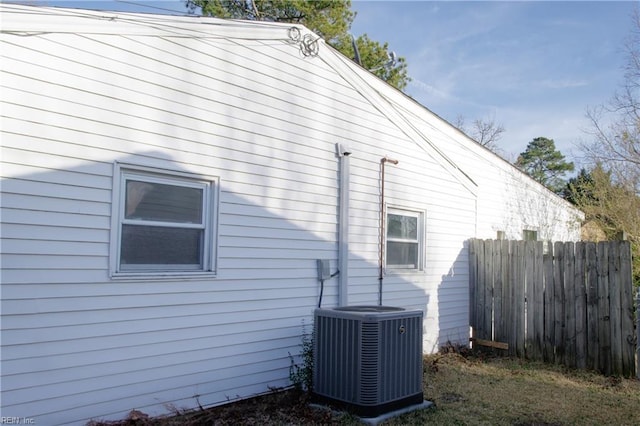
left=387, top=241, right=418, bottom=268
left=387, top=214, right=418, bottom=239
left=125, top=180, right=203, bottom=224
left=386, top=209, right=422, bottom=270
left=120, top=225, right=203, bottom=268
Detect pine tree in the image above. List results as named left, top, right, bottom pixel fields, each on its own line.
left=186, top=0, right=410, bottom=90
left=515, top=137, right=574, bottom=193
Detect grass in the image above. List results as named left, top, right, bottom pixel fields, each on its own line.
left=398, top=350, right=640, bottom=426
left=90, top=349, right=640, bottom=425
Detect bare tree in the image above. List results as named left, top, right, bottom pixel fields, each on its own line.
left=582, top=8, right=640, bottom=194
left=577, top=8, right=640, bottom=284
left=455, top=113, right=505, bottom=153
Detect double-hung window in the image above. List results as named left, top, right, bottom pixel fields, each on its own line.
left=111, top=164, right=218, bottom=277
left=386, top=208, right=424, bottom=270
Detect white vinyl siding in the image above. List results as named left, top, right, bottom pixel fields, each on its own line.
left=0, top=13, right=345, bottom=422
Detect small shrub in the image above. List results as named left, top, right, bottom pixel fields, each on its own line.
left=289, top=322, right=314, bottom=392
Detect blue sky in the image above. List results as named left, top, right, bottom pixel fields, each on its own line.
left=350, top=1, right=636, bottom=162
left=17, top=1, right=638, bottom=163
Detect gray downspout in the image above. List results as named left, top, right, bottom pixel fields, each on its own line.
left=337, top=143, right=351, bottom=307
left=379, top=157, right=398, bottom=306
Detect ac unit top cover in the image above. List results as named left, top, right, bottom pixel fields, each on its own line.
left=315, top=305, right=423, bottom=321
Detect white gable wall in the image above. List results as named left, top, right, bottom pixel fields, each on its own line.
left=1, top=6, right=476, bottom=424
left=359, top=77, right=584, bottom=242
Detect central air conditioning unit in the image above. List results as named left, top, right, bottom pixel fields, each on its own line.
left=313, top=306, right=424, bottom=417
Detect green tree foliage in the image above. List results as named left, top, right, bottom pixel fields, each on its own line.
left=333, top=33, right=409, bottom=91
left=186, top=0, right=410, bottom=90
left=515, top=137, right=575, bottom=193
left=188, top=0, right=354, bottom=43
left=562, top=168, right=596, bottom=206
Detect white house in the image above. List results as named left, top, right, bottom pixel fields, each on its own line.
left=0, top=5, right=583, bottom=424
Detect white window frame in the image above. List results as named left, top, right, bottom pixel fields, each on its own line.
left=523, top=228, right=538, bottom=241
left=110, top=163, right=219, bottom=279
left=385, top=206, right=425, bottom=271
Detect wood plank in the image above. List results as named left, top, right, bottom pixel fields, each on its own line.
left=474, top=239, right=486, bottom=340
left=499, top=239, right=511, bottom=347
left=532, top=241, right=545, bottom=361
left=597, top=242, right=611, bottom=375
left=482, top=239, right=494, bottom=341
left=609, top=242, right=623, bottom=375
left=564, top=242, right=576, bottom=368
left=494, top=239, right=504, bottom=344
left=524, top=240, right=535, bottom=358
left=513, top=241, right=526, bottom=358
left=585, top=242, right=599, bottom=371
left=507, top=240, right=518, bottom=357
left=619, top=241, right=635, bottom=377
left=574, top=242, right=587, bottom=369
left=543, top=241, right=555, bottom=362
left=553, top=241, right=565, bottom=364
left=470, top=337, right=509, bottom=350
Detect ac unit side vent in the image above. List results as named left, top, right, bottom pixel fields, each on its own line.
left=313, top=306, right=424, bottom=418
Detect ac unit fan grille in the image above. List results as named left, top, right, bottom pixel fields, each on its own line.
left=360, top=321, right=379, bottom=405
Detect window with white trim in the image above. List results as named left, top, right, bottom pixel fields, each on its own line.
left=111, top=165, right=217, bottom=276
left=386, top=208, right=424, bottom=270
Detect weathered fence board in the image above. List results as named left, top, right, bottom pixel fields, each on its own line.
left=553, top=241, right=564, bottom=364
left=609, top=242, right=623, bottom=375
left=469, top=239, right=636, bottom=377
left=585, top=242, right=598, bottom=370
left=597, top=242, right=611, bottom=375
left=620, top=246, right=635, bottom=375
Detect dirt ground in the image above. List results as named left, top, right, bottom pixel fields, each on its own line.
left=87, top=389, right=355, bottom=425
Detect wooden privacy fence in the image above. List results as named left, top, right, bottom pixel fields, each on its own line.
left=469, top=239, right=637, bottom=377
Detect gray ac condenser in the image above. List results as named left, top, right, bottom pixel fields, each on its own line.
left=313, top=306, right=424, bottom=417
